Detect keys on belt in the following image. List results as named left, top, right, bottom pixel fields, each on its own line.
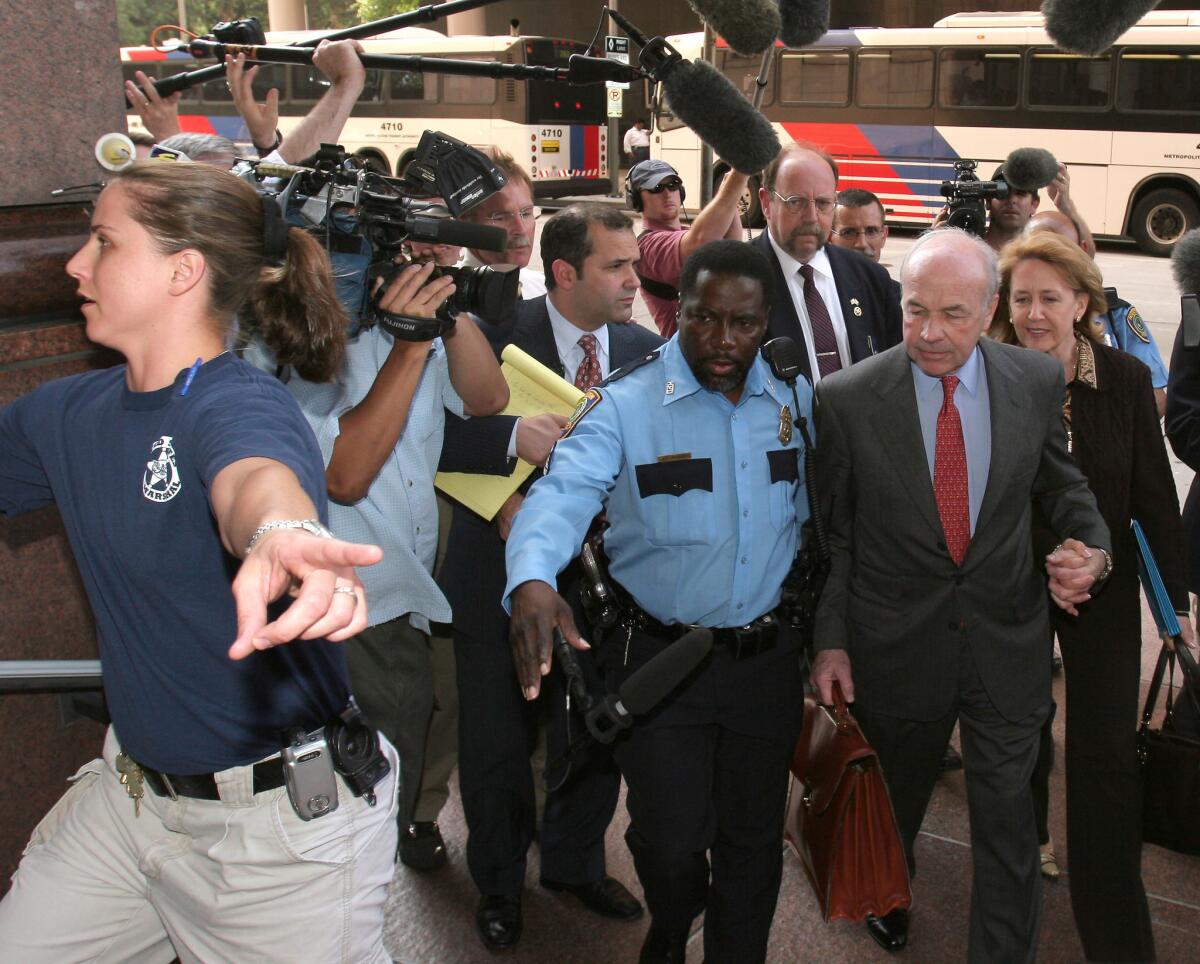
left=112, top=751, right=286, bottom=814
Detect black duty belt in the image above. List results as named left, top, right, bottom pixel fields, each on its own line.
left=140, top=756, right=286, bottom=800
left=622, top=605, right=780, bottom=660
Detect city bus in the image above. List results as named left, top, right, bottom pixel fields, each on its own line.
left=121, top=27, right=609, bottom=198
left=651, top=11, right=1200, bottom=254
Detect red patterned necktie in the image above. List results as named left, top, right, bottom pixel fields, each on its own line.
left=798, top=262, right=842, bottom=379
left=934, top=375, right=970, bottom=566
left=575, top=334, right=603, bottom=391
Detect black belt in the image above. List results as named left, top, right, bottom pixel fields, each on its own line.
left=622, top=606, right=780, bottom=660
left=140, top=756, right=286, bottom=801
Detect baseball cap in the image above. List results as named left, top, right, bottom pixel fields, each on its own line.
left=629, top=159, right=681, bottom=193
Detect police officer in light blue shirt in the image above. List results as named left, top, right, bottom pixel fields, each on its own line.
left=505, top=240, right=811, bottom=964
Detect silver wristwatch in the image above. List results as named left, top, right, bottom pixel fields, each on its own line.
left=245, top=518, right=334, bottom=555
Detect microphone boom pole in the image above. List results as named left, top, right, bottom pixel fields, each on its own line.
left=140, top=0, right=509, bottom=99
left=185, top=39, right=571, bottom=84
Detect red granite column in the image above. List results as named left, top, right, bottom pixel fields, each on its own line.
left=0, top=2, right=127, bottom=885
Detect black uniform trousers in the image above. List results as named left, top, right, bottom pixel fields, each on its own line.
left=602, top=621, right=803, bottom=964
left=451, top=541, right=620, bottom=897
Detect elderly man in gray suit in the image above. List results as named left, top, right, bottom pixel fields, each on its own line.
left=811, top=228, right=1111, bottom=962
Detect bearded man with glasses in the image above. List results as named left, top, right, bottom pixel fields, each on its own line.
left=750, top=143, right=902, bottom=386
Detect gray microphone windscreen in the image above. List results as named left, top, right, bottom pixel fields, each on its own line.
left=619, top=628, right=713, bottom=715
left=662, top=59, right=782, bottom=175
left=1002, top=147, right=1059, bottom=191
left=780, top=0, right=831, bottom=48
left=1042, top=0, right=1163, bottom=55
left=1171, top=229, right=1200, bottom=295
left=686, top=0, right=781, bottom=55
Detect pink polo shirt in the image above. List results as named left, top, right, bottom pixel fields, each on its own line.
left=637, top=217, right=687, bottom=337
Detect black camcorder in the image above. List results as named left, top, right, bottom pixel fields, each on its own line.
left=244, top=131, right=520, bottom=341
left=939, top=159, right=1009, bottom=237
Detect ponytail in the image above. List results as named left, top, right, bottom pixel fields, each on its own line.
left=251, top=226, right=347, bottom=383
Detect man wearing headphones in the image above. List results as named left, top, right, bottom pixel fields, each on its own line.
left=630, top=160, right=748, bottom=337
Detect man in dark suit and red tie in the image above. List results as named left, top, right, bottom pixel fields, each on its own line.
left=810, top=228, right=1111, bottom=961
left=750, top=142, right=902, bottom=385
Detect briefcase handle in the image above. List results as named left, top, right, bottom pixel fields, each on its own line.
left=827, top=681, right=854, bottom=731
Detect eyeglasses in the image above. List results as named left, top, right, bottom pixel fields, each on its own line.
left=771, top=191, right=836, bottom=215
left=832, top=226, right=885, bottom=241
left=482, top=206, right=539, bottom=226
left=645, top=178, right=683, bottom=194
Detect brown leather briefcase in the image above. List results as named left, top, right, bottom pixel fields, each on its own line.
left=783, top=682, right=912, bottom=922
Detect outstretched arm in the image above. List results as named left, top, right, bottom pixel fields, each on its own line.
left=209, top=457, right=382, bottom=660
left=277, top=39, right=366, bottom=165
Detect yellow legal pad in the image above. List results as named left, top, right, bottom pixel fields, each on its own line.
left=434, top=344, right=584, bottom=521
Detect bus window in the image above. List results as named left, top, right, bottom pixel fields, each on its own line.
left=938, top=48, right=1019, bottom=108
left=856, top=48, right=933, bottom=108
left=359, top=69, right=384, bottom=103
left=1029, top=51, right=1110, bottom=109
left=1117, top=49, right=1200, bottom=114
left=289, top=64, right=331, bottom=103
left=719, top=50, right=775, bottom=106
left=388, top=70, right=432, bottom=102
left=778, top=49, right=850, bottom=106
left=442, top=61, right=496, bottom=106
left=250, top=64, right=288, bottom=102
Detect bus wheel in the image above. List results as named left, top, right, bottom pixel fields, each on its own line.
left=1130, top=188, right=1199, bottom=256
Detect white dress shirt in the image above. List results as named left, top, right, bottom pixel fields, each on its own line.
left=766, top=234, right=850, bottom=383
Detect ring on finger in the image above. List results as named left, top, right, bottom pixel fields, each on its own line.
left=333, top=585, right=356, bottom=598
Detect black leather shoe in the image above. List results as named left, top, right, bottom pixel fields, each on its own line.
left=476, top=894, right=522, bottom=951
left=541, top=875, right=644, bottom=919
left=865, top=908, right=909, bottom=952
left=638, top=921, right=689, bottom=963
left=939, top=746, right=963, bottom=772
left=398, top=821, right=447, bottom=871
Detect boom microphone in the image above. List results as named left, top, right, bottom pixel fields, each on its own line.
left=583, top=627, right=714, bottom=743
left=566, top=54, right=646, bottom=86
left=1171, top=228, right=1200, bottom=297
left=1042, top=0, right=1162, bottom=56
left=1001, top=147, right=1059, bottom=192
left=779, top=0, right=831, bottom=48
left=684, top=0, right=781, bottom=56
left=608, top=9, right=781, bottom=174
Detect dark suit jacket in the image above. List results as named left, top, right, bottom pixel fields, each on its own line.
left=751, top=231, right=902, bottom=383
left=438, top=296, right=664, bottom=638
left=813, top=339, right=1110, bottom=723
left=1166, top=325, right=1200, bottom=592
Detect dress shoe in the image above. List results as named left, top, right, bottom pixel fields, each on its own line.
left=638, top=921, right=689, bottom=963
left=398, top=821, right=447, bottom=871
left=541, top=875, right=644, bottom=919
left=939, top=746, right=964, bottom=772
left=865, top=908, right=909, bottom=952
left=476, top=894, right=522, bottom=951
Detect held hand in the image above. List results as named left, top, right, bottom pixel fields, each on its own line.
left=1178, top=618, right=1197, bottom=652
left=1047, top=162, right=1073, bottom=211
left=515, top=412, right=570, bottom=466
left=229, top=529, right=382, bottom=660
left=1046, top=538, right=1104, bottom=616
left=125, top=70, right=182, bottom=141
left=509, top=580, right=589, bottom=700
left=495, top=492, right=524, bottom=541
left=930, top=204, right=950, bottom=230
left=375, top=261, right=455, bottom=323
left=311, top=38, right=366, bottom=89
left=811, top=648, right=854, bottom=705
left=226, top=53, right=279, bottom=150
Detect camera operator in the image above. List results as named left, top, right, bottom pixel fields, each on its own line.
left=285, top=259, right=509, bottom=864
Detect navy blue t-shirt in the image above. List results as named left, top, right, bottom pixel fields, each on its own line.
left=0, top=353, right=350, bottom=773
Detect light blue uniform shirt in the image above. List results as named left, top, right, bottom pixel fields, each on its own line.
left=288, top=326, right=465, bottom=632
left=911, top=345, right=991, bottom=534
left=1099, top=303, right=1168, bottom=389
left=504, top=335, right=812, bottom=627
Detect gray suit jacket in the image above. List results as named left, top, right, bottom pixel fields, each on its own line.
left=813, top=338, right=1110, bottom=723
